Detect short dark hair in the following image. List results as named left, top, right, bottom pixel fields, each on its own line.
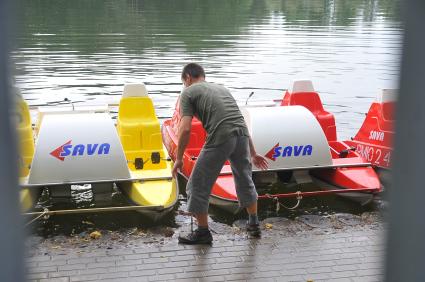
left=181, top=63, right=205, bottom=80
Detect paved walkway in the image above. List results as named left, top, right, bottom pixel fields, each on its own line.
left=26, top=216, right=385, bottom=282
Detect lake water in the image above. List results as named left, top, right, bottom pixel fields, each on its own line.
left=14, top=0, right=402, bottom=139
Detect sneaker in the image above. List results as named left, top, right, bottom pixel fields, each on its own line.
left=246, top=223, right=261, bottom=238
left=178, top=228, right=213, bottom=245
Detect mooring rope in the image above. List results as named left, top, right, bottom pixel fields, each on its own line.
left=24, top=208, right=49, bottom=226
left=265, top=191, right=303, bottom=211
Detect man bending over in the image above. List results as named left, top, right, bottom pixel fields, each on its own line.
left=172, top=63, right=268, bottom=244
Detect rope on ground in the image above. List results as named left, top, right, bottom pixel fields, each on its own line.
left=25, top=208, right=49, bottom=226
left=265, top=191, right=303, bottom=211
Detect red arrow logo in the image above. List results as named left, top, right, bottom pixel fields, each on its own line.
left=50, top=140, right=71, bottom=161
left=265, top=143, right=279, bottom=161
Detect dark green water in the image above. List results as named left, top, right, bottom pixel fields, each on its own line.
left=14, top=0, right=401, bottom=139
left=16, top=0, right=399, bottom=234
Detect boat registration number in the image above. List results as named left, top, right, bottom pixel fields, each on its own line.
left=355, top=144, right=392, bottom=168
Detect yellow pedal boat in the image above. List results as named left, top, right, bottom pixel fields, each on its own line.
left=17, top=83, right=178, bottom=221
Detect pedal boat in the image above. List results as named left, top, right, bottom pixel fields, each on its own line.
left=343, top=89, right=396, bottom=185
left=161, top=80, right=381, bottom=214
left=18, top=84, right=178, bottom=221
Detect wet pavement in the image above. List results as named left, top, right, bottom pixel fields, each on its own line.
left=25, top=192, right=386, bottom=282
left=26, top=213, right=385, bottom=282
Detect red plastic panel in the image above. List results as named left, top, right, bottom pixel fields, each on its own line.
left=347, top=101, right=395, bottom=169
left=281, top=91, right=337, bottom=141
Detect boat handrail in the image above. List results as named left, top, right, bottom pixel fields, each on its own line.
left=20, top=175, right=173, bottom=188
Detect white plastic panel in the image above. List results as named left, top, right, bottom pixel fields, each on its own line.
left=377, top=89, right=398, bottom=103
left=123, top=83, right=148, bottom=97
left=241, top=106, right=332, bottom=170
left=290, top=80, right=315, bottom=93
left=29, top=113, right=130, bottom=185
left=35, top=105, right=109, bottom=133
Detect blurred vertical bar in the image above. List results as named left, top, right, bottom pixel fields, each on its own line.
left=385, top=0, right=425, bottom=281
left=0, top=0, right=25, bottom=281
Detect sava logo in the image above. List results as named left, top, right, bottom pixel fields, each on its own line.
left=369, top=130, right=385, bottom=141
left=265, top=143, right=313, bottom=161
left=50, top=140, right=111, bottom=161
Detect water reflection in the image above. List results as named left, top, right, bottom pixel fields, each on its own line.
left=14, top=0, right=402, bottom=139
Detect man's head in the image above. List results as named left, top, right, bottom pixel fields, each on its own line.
left=181, top=63, right=205, bottom=88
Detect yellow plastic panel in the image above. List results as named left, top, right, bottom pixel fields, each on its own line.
left=125, top=179, right=177, bottom=207
left=16, top=100, right=35, bottom=177
left=119, top=159, right=177, bottom=208
left=117, top=97, right=167, bottom=171
left=20, top=188, right=40, bottom=213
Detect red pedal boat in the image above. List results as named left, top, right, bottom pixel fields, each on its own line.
left=162, top=81, right=381, bottom=213
left=343, top=89, right=396, bottom=184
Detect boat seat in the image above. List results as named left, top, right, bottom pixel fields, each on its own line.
left=382, top=102, right=394, bottom=122
left=173, top=98, right=207, bottom=156
left=117, top=83, right=166, bottom=170
left=377, top=89, right=396, bottom=122
left=281, top=80, right=337, bottom=141
left=361, top=89, right=396, bottom=133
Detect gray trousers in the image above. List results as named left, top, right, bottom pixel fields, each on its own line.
left=186, top=135, right=258, bottom=214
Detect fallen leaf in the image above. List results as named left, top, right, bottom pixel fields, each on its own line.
left=265, top=223, right=273, bottom=230
left=82, top=221, right=94, bottom=225
left=90, top=231, right=102, bottom=239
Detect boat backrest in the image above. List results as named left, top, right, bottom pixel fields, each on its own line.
left=377, top=89, right=397, bottom=104
left=123, top=83, right=148, bottom=97
left=290, top=80, right=315, bottom=93
left=281, top=80, right=337, bottom=141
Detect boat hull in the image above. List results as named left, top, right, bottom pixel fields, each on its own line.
left=117, top=161, right=179, bottom=221
left=311, top=176, right=374, bottom=205
left=20, top=187, right=42, bottom=213
left=209, top=195, right=242, bottom=215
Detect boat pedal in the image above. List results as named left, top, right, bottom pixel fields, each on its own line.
left=49, top=185, right=72, bottom=203
left=92, top=183, right=113, bottom=204
left=135, top=158, right=144, bottom=169
left=293, top=170, right=312, bottom=184
left=253, top=172, right=278, bottom=185
left=339, top=147, right=356, bottom=158
left=151, top=152, right=161, bottom=164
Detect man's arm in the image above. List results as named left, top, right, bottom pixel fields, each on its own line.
left=176, top=116, right=192, bottom=161
left=248, top=136, right=257, bottom=156
left=172, top=116, right=192, bottom=177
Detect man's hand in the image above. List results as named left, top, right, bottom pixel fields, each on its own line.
left=172, top=159, right=183, bottom=178
left=248, top=136, right=268, bottom=170
left=252, top=154, right=268, bottom=170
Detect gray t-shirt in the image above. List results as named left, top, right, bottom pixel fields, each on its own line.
left=179, top=81, right=249, bottom=147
